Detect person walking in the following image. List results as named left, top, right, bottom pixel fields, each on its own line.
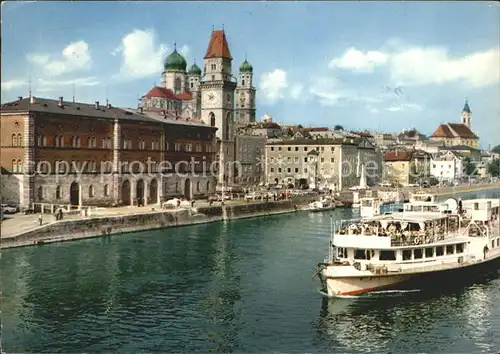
left=38, top=213, right=43, bottom=226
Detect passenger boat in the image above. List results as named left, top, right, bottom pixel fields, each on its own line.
left=314, top=196, right=500, bottom=297
left=307, top=197, right=336, bottom=212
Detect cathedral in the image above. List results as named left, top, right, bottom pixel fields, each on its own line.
left=140, top=29, right=257, bottom=185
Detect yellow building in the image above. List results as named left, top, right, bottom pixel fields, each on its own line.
left=383, top=150, right=431, bottom=186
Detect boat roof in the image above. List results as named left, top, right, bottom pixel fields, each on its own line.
left=363, top=212, right=449, bottom=223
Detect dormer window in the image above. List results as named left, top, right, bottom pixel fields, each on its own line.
left=242, top=80, right=245, bottom=86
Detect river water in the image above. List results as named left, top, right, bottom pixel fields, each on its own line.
left=2, top=189, right=500, bottom=353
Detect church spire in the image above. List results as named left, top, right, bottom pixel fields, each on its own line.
left=462, top=98, right=471, bottom=113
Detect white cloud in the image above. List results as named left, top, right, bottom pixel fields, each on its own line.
left=367, top=106, right=380, bottom=114
left=290, top=84, right=304, bottom=99
left=26, top=40, right=91, bottom=77
left=1, top=79, right=27, bottom=91
left=259, top=69, right=288, bottom=102
left=329, top=47, right=388, bottom=73
left=117, top=29, right=168, bottom=79
left=389, top=46, right=499, bottom=87
left=32, top=77, right=100, bottom=93
left=385, top=102, right=423, bottom=112
left=329, top=43, right=499, bottom=88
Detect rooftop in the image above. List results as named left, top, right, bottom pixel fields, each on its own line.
left=204, top=30, right=232, bottom=60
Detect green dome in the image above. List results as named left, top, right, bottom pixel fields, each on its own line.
left=188, top=62, right=202, bottom=75
left=239, top=59, right=253, bottom=73
left=164, top=49, right=187, bottom=72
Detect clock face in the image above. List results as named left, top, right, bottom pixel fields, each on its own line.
left=203, top=91, right=219, bottom=107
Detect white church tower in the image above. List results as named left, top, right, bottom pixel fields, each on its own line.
left=461, top=99, right=472, bottom=128
left=235, top=58, right=256, bottom=127
left=200, top=29, right=237, bottom=186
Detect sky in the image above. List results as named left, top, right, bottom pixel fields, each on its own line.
left=2, top=1, right=499, bottom=148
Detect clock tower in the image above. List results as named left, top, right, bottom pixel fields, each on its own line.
left=200, top=29, right=237, bottom=185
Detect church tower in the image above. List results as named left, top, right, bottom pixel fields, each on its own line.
left=162, top=44, right=187, bottom=95
left=235, top=58, right=256, bottom=127
left=461, top=99, right=472, bottom=128
left=187, top=61, right=202, bottom=118
left=200, top=29, right=237, bottom=185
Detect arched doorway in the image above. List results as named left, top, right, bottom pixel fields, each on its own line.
left=136, top=179, right=144, bottom=206
left=184, top=178, right=192, bottom=200
left=70, top=182, right=79, bottom=206
left=149, top=179, right=158, bottom=204
left=122, top=180, right=131, bottom=205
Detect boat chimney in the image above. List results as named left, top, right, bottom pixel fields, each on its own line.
left=18, top=96, right=23, bottom=101
left=58, top=96, right=64, bottom=107
left=30, top=96, right=36, bottom=104
left=95, top=101, right=100, bottom=109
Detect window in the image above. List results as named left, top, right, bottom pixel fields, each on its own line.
left=295, top=168, right=299, bottom=173
left=89, top=185, right=95, bottom=198
left=17, top=159, right=22, bottom=173
left=304, top=157, right=308, bottom=162
left=186, top=143, right=193, bottom=152
left=446, top=245, right=454, bottom=254
left=270, top=168, right=274, bottom=172
left=425, top=247, right=434, bottom=258
left=139, top=140, right=146, bottom=150
left=104, top=184, right=109, bottom=197
left=321, top=158, right=324, bottom=163
left=287, top=147, right=291, bottom=151
left=402, top=250, right=412, bottom=260
left=37, top=135, right=47, bottom=147
left=12, top=134, right=17, bottom=146
left=242, top=79, right=245, bottom=86
left=287, top=168, right=291, bottom=173
left=174, top=143, right=181, bottom=151
left=37, top=186, right=43, bottom=200
left=414, top=249, right=423, bottom=259
left=304, top=147, right=308, bottom=151
left=331, top=158, right=335, bottom=163
left=56, top=186, right=61, bottom=199
left=436, top=246, right=444, bottom=256
left=278, top=168, right=282, bottom=173
left=12, top=159, right=17, bottom=172
left=209, top=112, right=216, bottom=127
left=379, top=250, right=396, bottom=261
left=88, top=137, right=97, bottom=148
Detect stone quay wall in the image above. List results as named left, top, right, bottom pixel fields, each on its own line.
left=1, top=196, right=317, bottom=249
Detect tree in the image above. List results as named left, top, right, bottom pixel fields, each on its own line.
left=463, top=157, right=477, bottom=177
left=492, top=145, right=500, bottom=154
left=488, top=159, right=500, bottom=177
left=334, top=125, right=344, bottom=131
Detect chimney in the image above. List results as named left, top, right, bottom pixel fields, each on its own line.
left=106, top=103, right=112, bottom=109
left=30, top=96, right=36, bottom=104
left=58, top=97, right=64, bottom=107
left=18, top=96, right=23, bottom=100
left=95, top=101, right=100, bottom=109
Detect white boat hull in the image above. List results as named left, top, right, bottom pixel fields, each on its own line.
left=322, top=273, right=413, bottom=296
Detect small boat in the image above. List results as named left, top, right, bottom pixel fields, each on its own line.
left=308, top=197, right=336, bottom=212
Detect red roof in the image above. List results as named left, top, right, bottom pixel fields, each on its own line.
left=176, top=91, right=193, bottom=101
left=142, top=86, right=193, bottom=101
left=307, top=127, right=329, bottom=132
left=384, top=150, right=413, bottom=162
left=448, top=123, right=478, bottom=139
left=204, top=30, right=232, bottom=59
left=432, top=124, right=454, bottom=138
left=142, top=87, right=178, bottom=100
left=432, top=123, right=478, bottom=139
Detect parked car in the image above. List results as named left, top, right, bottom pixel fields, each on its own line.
left=244, top=192, right=260, bottom=201
left=1, top=204, right=18, bottom=214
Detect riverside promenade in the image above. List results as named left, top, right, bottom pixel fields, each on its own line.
left=2, top=182, right=499, bottom=250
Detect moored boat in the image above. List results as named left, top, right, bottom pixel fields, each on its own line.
left=307, top=197, right=336, bottom=212
left=314, top=196, right=500, bottom=297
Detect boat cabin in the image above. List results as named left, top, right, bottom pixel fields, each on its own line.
left=359, top=197, right=383, bottom=218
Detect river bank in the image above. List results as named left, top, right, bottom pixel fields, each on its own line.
left=1, top=196, right=317, bottom=249
left=2, top=182, right=499, bottom=250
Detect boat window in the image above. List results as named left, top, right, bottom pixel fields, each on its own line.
left=456, top=243, right=464, bottom=253
left=425, top=247, right=434, bottom=258
left=402, top=250, right=412, bottom=261
left=497, top=239, right=500, bottom=247
left=379, top=250, right=396, bottom=261
left=337, top=247, right=347, bottom=258
left=436, top=246, right=444, bottom=256
left=446, top=245, right=454, bottom=255
left=354, top=249, right=367, bottom=260
left=414, top=248, right=423, bottom=259
left=492, top=241, right=495, bottom=249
